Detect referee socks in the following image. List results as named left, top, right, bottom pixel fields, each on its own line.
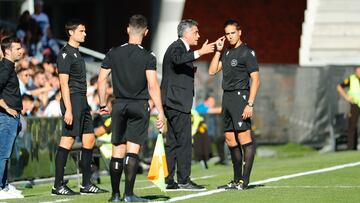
left=124, top=153, right=139, bottom=196
left=54, top=146, right=70, bottom=187
left=110, top=157, right=124, bottom=195
left=80, top=147, right=93, bottom=186
left=229, top=145, right=243, bottom=182
left=242, top=142, right=255, bottom=186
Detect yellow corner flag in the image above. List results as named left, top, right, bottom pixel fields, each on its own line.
left=147, top=133, right=168, bottom=192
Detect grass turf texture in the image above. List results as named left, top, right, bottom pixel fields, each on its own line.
left=4, top=144, right=360, bottom=203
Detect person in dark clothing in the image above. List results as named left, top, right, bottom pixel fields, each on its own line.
left=209, top=20, right=260, bottom=190
left=51, top=19, right=107, bottom=195
left=0, top=36, right=24, bottom=199
left=97, top=15, right=164, bottom=202
left=161, top=19, right=215, bottom=191
left=336, top=66, right=360, bottom=150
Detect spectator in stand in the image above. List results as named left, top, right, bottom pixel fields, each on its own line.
left=87, top=75, right=98, bottom=112
left=21, top=94, right=35, bottom=117
left=17, top=68, right=31, bottom=95
left=32, top=0, right=50, bottom=44
left=44, top=90, right=61, bottom=117
left=42, top=27, right=60, bottom=63
left=28, top=70, right=52, bottom=114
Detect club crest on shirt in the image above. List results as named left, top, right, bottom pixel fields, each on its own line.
left=62, top=53, right=67, bottom=59
left=251, top=50, right=255, bottom=57
left=231, top=59, right=238, bottom=67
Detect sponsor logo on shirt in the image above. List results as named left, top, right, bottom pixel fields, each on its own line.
left=74, top=53, right=77, bottom=58
left=62, top=53, right=67, bottom=59
left=231, top=59, right=238, bottom=67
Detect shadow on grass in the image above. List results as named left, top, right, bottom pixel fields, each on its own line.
left=143, top=194, right=170, bottom=201
left=247, top=184, right=265, bottom=190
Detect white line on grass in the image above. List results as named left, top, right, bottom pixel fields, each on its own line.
left=261, top=185, right=360, bottom=189
left=39, top=198, right=73, bottom=203
left=166, top=161, right=360, bottom=202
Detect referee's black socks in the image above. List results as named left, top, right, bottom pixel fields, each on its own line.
left=229, top=145, right=243, bottom=182
left=124, top=153, right=139, bottom=196
left=242, top=142, right=255, bottom=186
left=110, top=157, right=124, bottom=195
left=54, top=146, right=70, bottom=187
left=80, top=147, right=93, bottom=186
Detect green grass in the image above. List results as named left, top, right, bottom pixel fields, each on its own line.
left=5, top=144, right=360, bottom=203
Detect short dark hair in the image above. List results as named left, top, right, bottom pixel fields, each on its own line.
left=224, top=19, right=241, bottom=30
left=65, top=19, right=85, bottom=37
left=22, top=94, right=34, bottom=102
left=178, top=19, right=198, bottom=38
left=129, top=15, right=148, bottom=29
left=1, top=36, right=21, bottom=54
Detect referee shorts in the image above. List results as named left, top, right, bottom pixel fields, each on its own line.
left=60, top=94, right=94, bottom=137
left=222, top=89, right=251, bottom=132
left=111, top=99, right=150, bottom=146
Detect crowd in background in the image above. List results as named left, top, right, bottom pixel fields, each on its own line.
left=0, top=1, right=113, bottom=119
left=0, top=2, right=226, bottom=170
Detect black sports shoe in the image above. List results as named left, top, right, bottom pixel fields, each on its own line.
left=166, top=182, right=179, bottom=191
left=124, top=194, right=148, bottom=202
left=108, top=193, right=121, bottom=202
left=51, top=184, right=80, bottom=195
left=80, top=184, right=108, bottom=194
left=178, top=181, right=206, bottom=191
left=218, top=180, right=245, bottom=190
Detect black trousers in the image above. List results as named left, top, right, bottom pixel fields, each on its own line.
left=348, top=104, right=359, bottom=150
left=164, top=106, right=192, bottom=184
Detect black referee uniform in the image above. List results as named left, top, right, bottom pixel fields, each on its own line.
left=57, top=44, right=94, bottom=137
left=221, top=43, right=259, bottom=132
left=101, top=43, right=155, bottom=145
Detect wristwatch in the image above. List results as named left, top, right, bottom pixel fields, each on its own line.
left=247, top=101, right=254, bottom=107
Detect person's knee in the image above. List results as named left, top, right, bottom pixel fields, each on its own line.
left=126, top=141, right=141, bottom=154
left=225, top=138, right=237, bottom=147
left=112, top=144, right=126, bottom=158
left=82, top=134, right=95, bottom=149
left=237, top=130, right=252, bottom=145
left=59, top=137, right=75, bottom=150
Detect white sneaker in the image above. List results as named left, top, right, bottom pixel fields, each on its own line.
left=5, top=184, right=23, bottom=195
left=2, top=187, right=24, bottom=199
left=0, top=189, right=18, bottom=200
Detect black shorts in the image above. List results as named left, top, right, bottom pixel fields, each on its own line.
left=111, top=99, right=150, bottom=145
left=222, top=90, right=251, bottom=132
left=60, top=94, right=94, bottom=137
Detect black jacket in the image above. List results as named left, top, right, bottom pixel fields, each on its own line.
left=161, top=39, right=197, bottom=113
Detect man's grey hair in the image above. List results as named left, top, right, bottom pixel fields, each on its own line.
left=177, top=19, right=198, bottom=38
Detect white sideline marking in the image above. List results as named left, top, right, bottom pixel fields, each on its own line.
left=137, top=175, right=217, bottom=190
left=40, top=199, right=73, bottom=203
left=262, top=185, right=360, bottom=189
left=167, top=161, right=360, bottom=202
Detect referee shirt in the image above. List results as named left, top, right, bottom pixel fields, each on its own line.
left=221, top=43, right=259, bottom=91
left=56, top=44, right=87, bottom=95
left=101, top=43, right=156, bottom=100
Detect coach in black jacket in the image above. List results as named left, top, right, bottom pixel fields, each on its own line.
left=161, top=19, right=215, bottom=190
